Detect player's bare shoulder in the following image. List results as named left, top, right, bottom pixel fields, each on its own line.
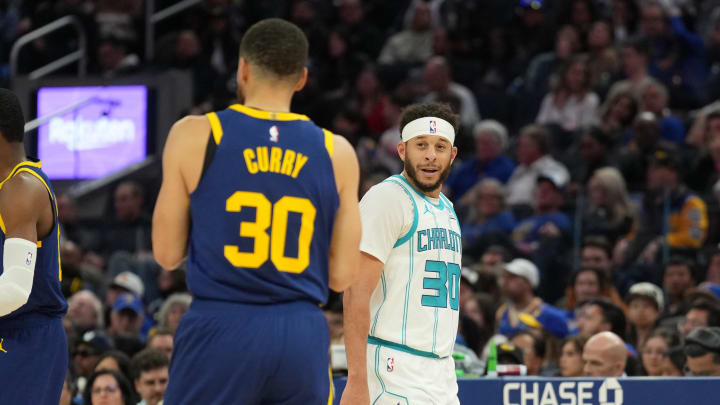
left=0, top=170, right=52, bottom=235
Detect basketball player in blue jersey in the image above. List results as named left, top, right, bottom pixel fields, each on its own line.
left=342, top=102, right=461, bottom=405
left=153, top=19, right=362, bottom=404
left=0, top=89, right=68, bottom=404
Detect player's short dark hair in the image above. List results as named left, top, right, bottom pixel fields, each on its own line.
left=398, top=102, right=458, bottom=139
left=0, top=88, right=25, bottom=143
left=580, top=298, right=627, bottom=337
left=239, top=18, right=308, bottom=80
left=131, top=348, right=169, bottom=380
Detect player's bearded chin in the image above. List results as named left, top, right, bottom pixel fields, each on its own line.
left=404, top=155, right=452, bottom=193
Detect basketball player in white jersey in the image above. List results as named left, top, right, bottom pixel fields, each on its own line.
left=341, top=102, right=461, bottom=405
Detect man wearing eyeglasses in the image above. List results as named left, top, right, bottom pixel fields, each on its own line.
left=684, top=327, right=720, bottom=376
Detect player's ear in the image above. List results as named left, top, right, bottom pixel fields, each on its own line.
left=397, top=141, right=406, bottom=161
left=294, top=67, right=308, bottom=92
left=450, top=145, right=458, bottom=163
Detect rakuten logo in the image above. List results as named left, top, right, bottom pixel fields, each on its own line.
left=48, top=117, right=136, bottom=151
left=502, top=379, right=623, bottom=405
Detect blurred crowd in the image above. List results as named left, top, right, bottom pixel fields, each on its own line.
left=7, top=0, right=720, bottom=403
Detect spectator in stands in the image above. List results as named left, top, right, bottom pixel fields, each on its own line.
left=67, top=290, right=104, bottom=334
left=567, top=126, right=617, bottom=187
left=559, top=335, right=586, bottom=377
left=663, top=257, right=697, bottom=318
left=73, top=330, right=113, bottom=395
left=626, top=282, right=664, bottom=347
left=510, top=0, right=556, bottom=67
left=60, top=370, right=76, bottom=405
left=100, top=181, right=152, bottom=258
left=84, top=369, right=134, bottom=405
left=156, top=293, right=192, bottom=334
left=617, top=112, right=673, bottom=193
left=576, top=299, right=628, bottom=342
left=587, top=19, right=620, bottom=98
left=611, top=0, right=641, bottom=42
left=334, top=0, right=383, bottom=59
left=705, top=248, right=720, bottom=285
left=378, top=1, right=434, bottom=65
left=60, top=240, right=104, bottom=298
left=641, top=0, right=709, bottom=108
left=639, top=79, right=686, bottom=144
left=460, top=179, right=516, bottom=251
left=536, top=55, right=600, bottom=133
left=510, top=331, right=554, bottom=376
left=94, top=350, right=133, bottom=383
left=131, top=349, right=169, bottom=405
left=680, top=300, right=720, bottom=340
left=523, top=25, right=581, bottom=97
left=563, top=267, right=626, bottom=318
left=684, top=327, right=720, bottom=376
left=106, top=271, right=145, bottom=312
left=461, top=292, right=498, bottom=357
left=506, top=125, right=570, bottom=207
left=497, top=258, right=569, bottom=339
left=444, top=120, right=515, bottom=201
left=583, top=167, right=635, bottom=246
left=607, top=36, right=653, bottom=101
left=108, top=293, right=144, bottom=339
left=663, top=345, right=687, bottom=376
left=583, top=331, right=628, bottom=377
left=581, top=236, right=614, bottom=277
left=96, top=34, right=140, bottom=78
left=422, top=56, right=481, bottom=133
left=512, top=172, right=571, bottom=253
left=147, top=327, right=174, bottom=361
left=632, top=149, right=708, bottom=264
left=350, top=65, right=389, bottom=136
left=597, top=90, right=639, bottom=144
left=687, top=111, right=720, bottom=193
left=641, top=327, right=679, bottom=376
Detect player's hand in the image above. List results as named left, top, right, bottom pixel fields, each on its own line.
left=339, top=379, right=370, bottom=405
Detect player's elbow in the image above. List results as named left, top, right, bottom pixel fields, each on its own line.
left=329, top=272, right=353, bottom=292
left=0, top=282, right=30, bottom=316
left=153, top=248, right=183, bottom=271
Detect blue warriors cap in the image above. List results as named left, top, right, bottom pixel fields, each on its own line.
left=113, top=292, right=143, bottom=315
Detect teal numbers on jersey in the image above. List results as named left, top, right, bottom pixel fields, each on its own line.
left=421, top=260, right=460, bottom=310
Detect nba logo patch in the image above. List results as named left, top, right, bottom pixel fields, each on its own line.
left=25, top=251, right=33, bottom=266
left=269, top=125, right=279, bottom=142
left=386, top=357, right=395, bottom=372
left=429, top=120, right=437, bottom=134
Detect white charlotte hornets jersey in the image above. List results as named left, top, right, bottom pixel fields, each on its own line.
left=359, top=174, right=461, bottom=359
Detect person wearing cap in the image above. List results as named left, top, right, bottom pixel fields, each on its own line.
left=73, top=329, right=113, bottom=395
left=443, top=120, right=515, bottom=201
left=626, top=282, right=664, bottom=347
left=497, top=258, right=570, bottom=339
left=627, top=147, right=708, bottom=264
left=108, top=292, right=144, bottom=339
left=343, top=102, right=462, bottom=404
left=511, top=170, right=571, bottom=258
left=684, top=327, right=720, bottom=376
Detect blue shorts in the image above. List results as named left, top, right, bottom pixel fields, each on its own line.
left=164, top=300, right=333, bottom=405
left=0, top=313, right=68, bottom=405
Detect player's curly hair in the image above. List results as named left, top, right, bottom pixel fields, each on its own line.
left=0, top=88, right=25, bottom=143
left=240, top=18, right=308, bottom=81
left=398, top=102, right=458, bottom=139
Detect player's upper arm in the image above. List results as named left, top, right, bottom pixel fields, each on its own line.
left=0, top=173, right=47, bottom=241
left=358, top=180, right=412, bottom=264
left=328, top=134, right=362, bottom=292
left=152, top=115, right=210, bottom=270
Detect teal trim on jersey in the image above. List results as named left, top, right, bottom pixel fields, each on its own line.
left=401, top=238, right=414, bottom=344
left=384, top=179, right=419, bottom=248
left=370, top=272, right=387, bottom=336
left=392, top=174, right=444, bottom=210
left=369, top=336, right=447, bottom=359
left=372, top=345, right=410, bottom=405
left=432, top=212, right=440, bottom=355
left=432, top=307, right=439, bottom=354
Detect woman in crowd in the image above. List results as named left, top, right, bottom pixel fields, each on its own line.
left=559, top=336, right=586, bottom=377
left=641, top=328, right=680, bottom=376
left=583, top=167, right=635, bottom=245
left=83, top=369, right=135, bottom=405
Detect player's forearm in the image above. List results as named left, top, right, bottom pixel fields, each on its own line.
left=343, top=286, right=370, bottom=381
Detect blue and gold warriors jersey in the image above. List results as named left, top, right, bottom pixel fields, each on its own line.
left=0, top=160, right=66, bottom=321
left=166, top=105, right=338, bottom=405
left=0, top=160, right=68, bottom=405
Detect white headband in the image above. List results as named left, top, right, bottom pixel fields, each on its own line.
left=401, top=117, right=455, bottom=145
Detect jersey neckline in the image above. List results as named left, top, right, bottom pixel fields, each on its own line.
left=392, top=174, right=445, bottom=210
left=229, top=104, right=310, bottom=122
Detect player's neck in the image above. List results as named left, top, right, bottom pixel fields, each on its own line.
left=241, top=85, right=295, bottom=113
left=0, top=143, right=26, bottom=179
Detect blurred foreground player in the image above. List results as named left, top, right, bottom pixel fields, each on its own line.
left=0, top=88, right=67, bottom=403
left=153, top=18, right=361, bottom=404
